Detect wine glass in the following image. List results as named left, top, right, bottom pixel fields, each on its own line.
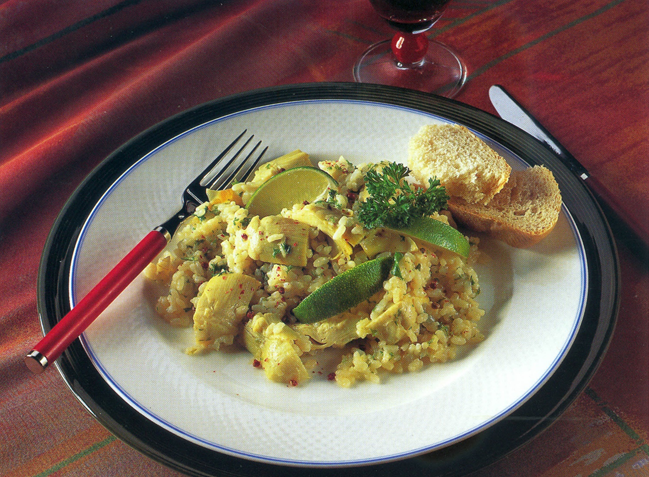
left=353, top=0, right=466, bottom=98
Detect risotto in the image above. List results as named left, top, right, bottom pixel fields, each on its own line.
left=144, top=154, right=484, bottom=387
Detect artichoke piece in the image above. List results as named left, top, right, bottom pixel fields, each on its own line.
left=251, top=150, right=312, bottom=184
left=242, top=313, right=310, bottom=385
left=359, top=228, right=418, bottom=258
left=246, top=216, right=310, bottom=267
left=362, top=302, right=404, bottom=344
left=241, top=312, right=281, bottom=358
left=261, top=332, right=310, bottom=385
left=290, top=203, right=365, bottom=257
left=294, top=312, right=361, bottom=350
left=317, top=156, right=355, bottom=182
left=187, top=273, right=261, bottom=354
left=357, top=296, right=422, bottom=344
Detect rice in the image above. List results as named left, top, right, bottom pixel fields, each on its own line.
left=144, top=156, right=484, bottom=387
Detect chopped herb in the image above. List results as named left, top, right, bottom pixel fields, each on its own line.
left=280, top=241, right=292, bottom=256
left=358, top=162, right=448, bottom=229
left=194, top=206, right=209, bottom=221
left=272, top=241, right=292, bottom=258
left=315, top=188, right=340, bottom=209
left=209, top=263, right=228, bottom=275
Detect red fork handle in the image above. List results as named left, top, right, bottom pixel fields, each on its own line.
left=25, top=229, right=169, bottom=374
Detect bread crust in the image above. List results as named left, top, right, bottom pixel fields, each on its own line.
left=447, top=166, right=562, bottom=248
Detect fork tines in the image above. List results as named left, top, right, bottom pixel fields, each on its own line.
left=207, top=135, right=266, bottom=191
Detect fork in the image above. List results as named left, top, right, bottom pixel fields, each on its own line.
left=25, top=131, right=267, bottom=374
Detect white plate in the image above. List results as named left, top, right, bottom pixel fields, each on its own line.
left=70, top=98, right=586, bottom=466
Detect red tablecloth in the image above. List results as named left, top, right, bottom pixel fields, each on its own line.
left=2, top=1, right=648, bottom=475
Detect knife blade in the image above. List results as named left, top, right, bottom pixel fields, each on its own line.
left=489, top=85, right=589, bottom=179
left=489, top=84, right=648, bottom=246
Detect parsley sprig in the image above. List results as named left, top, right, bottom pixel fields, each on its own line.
left=357, top=162, right=448, bottom=229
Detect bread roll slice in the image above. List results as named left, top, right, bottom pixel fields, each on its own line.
left=408, top=124, right=511, bottom=204
left=447, top=165, right=562, bottom=248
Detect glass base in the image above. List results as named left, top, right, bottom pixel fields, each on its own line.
left=353, top=38, right=466, bottom=98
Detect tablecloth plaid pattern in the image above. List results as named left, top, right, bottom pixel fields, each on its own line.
left=1, top=1, right=647, bottom=475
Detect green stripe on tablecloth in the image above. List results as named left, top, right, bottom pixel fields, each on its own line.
left=466, top=0, right=628, bottom=81
left=33, top=435, right=117, bottom=477
left=431, top=0, right=515, bottom=37
left=589, top=446, right=649, bottom=476
left=585, top=387, right=645, bottom=444
left=584, top=387, right=649, bottom=476
left=0, top=0, right=143, bottom=64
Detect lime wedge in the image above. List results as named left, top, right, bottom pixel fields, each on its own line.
left=293, top=255, right=394, bottom=324
left=387, top=217, right=470, bottom=258
left=246, top=166, right=338, bottom=218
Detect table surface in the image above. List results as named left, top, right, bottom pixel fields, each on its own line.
left=1, top=1, right=648, bottom=476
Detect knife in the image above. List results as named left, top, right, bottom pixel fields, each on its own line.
left=489, top=84, right=648, bottom=247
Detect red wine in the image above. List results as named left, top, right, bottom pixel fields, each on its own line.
left=370, top=0, right=451, bottom=33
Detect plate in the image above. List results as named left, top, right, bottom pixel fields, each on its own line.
left=38, top=83, right=619, bottom=476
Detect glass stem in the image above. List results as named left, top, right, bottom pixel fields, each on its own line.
left=391, top=32, right=429, bottom=66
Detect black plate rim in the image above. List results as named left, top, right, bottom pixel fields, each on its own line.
left=37, top=82, right=620, bottom=477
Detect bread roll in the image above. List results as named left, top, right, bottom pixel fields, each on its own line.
left=408, top=124, right=511, bottom=204
left=447, top=166, right=562, bottom=248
